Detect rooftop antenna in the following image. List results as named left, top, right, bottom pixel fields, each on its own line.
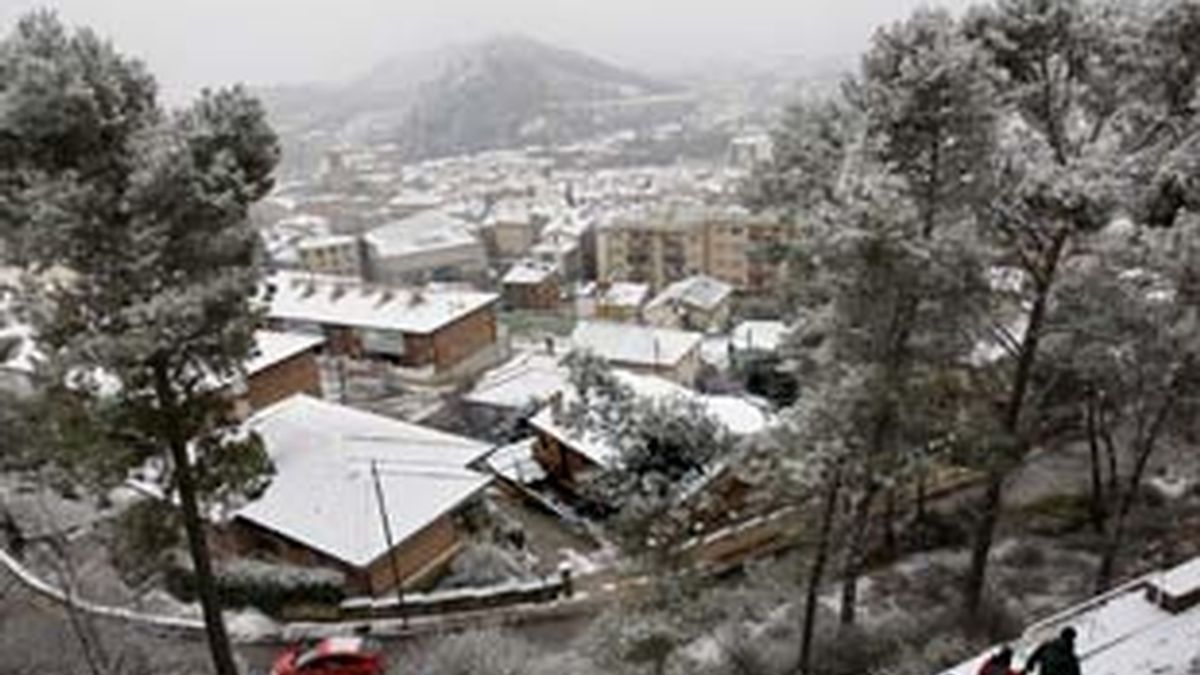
left=370, top=459, right=406, bottom=626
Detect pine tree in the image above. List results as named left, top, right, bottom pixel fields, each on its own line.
left=1, top=13, right=279, bottom=675
left=959, top=0, right=1200, bottom=614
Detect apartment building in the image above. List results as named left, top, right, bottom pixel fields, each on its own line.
left=596, top=203, right=794, bottom=293
left=297, top=234, right=364, bottom=279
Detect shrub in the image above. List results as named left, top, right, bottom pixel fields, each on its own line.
left=110, top=499, right=182, bottom=584
left=440, top=542, right=532, bottom=589
left=166, top=557, right=345, bottom=615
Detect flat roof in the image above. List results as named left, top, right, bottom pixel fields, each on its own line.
left=647, top=275, right=733, bottom=313
left=364, top=210, right=480, bottom=259
left=266, top=271, right=498, bottom=335
left=572, top=321, right=701, bottom=368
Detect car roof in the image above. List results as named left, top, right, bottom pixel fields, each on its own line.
left=295, top=637, right=371, bottom=668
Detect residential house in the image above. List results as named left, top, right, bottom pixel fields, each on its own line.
left=571, top=321, right=703, bottom=386
left=461, top=351, right=568, bottom=437
left=529, top=370, right=772, bottom=487
left=221, top=395, right=493, bottom=594
left=234, top=331, right=326, bottom=415
left=265, top=272, right=499, bottom=373
left=488, top=200, right=542, bottom=260
left=644, top=275, right=733, bottom=332
left=364, top=210, right=487, bottom=285
left=593, top=281, right=650, bottom=323
left=501, top=260, right=559, bottom=311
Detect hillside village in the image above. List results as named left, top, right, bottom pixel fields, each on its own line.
left=3, top=2, right=1200, bottom=675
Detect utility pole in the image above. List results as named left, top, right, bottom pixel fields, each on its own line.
left=370, top=460, right=406, bottom=625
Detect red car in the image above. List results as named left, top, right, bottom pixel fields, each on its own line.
left=270, top=636, right=385, bottom=675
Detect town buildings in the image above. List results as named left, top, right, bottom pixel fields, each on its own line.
left=363, top=210, right=487, bottom=285
left=235, top=331, right=326, bottom=415
left=529, top=370, right=772, bottom=487
left=501, top=260, right=560, bottom=311
left=644, top=274, right=733, bottom=332
left=570, top=321, right=703, bottom=386
left=296, top=234, right=364, bottom=279
left=223, top=395, right=493, bottom=594
left=264, top=272, right=499, bottom=374
left=596, top=203, right=794, bottom=293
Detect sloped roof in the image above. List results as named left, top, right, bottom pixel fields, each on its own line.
left=529, top=370, right=773, bottom=467
left=646, top=275, right=733, bottom=313
left=244, top=331, right=325, bottom=376
left=463, top=352, right=567, bottom=410
left=235, top=395, right=492, bottom=568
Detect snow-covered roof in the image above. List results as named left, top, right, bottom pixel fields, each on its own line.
left=598, top=282, right=650, bottom=309
left=572, top=321, right=701, bottom=368
left=483, top=438, right=546, bottom=485
left=730, top=321, right=789, bottom=354
left=388, top=189, right=443, bottom=209
left=296, top=234, right=358, bottom=251
left=462, top=352, right=567, bottom=410
left=646, top=275, right=733, bottom=313
left=244, top=331, right=325, bottom=376
left=364, top=210, right=480, bottom=258
left=939, top=555, right=1200, bottom=675
left=265, top=271, right=498, bottom=335
left=235, top=395, right=492, bottom=568
left=529, top=370, right=773, bottom=467
left=501, top=260, right=556, bottom=286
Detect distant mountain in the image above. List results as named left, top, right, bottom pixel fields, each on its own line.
left=259, top=34, right=693, bottom=164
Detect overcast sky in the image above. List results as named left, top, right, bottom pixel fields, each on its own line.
left=1, top=0, right=976, bottom=100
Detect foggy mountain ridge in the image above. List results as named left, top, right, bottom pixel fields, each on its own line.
left=258, top=33, right=692, bottom=162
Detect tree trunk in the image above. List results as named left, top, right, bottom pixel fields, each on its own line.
left=1085, top=399, right=1108, bottom=535
left=838, top=485, right=877, bottom=627
left=915, top=466, right=928, bottom=525
left=48, top=537, right=109, bottom=675
left=170, top=438, right=240, bottom=675
left=964, top=471, right=1003, bottom=615
left=964, top=229, right=1066, bottom=616
left=155, top=365, right=239, bottom=675
left=882, top=488, right=898, bottom=555
left=800, top=467, right=842, bottom=674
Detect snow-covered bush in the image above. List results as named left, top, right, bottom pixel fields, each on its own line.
left=419, top=628, right=534, bottom=675
left=440, top=541, right=532, bottom=589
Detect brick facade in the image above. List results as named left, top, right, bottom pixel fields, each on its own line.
left=245, top=352, right=323, bottom=412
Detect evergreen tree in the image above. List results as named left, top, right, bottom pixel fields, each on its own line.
left=959, top=0, right=1200, bottom=614
left=1, top=13, right=279, bottom=675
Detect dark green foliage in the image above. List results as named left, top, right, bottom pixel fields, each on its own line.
left=166, top=562, right=346, bottom=616
left=110, top=499, right=182, bottom=584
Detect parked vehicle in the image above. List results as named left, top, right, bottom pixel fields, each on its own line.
left=270, top=636, right=385, bottom=675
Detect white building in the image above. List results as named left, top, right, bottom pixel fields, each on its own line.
left=364, top=210, right=487, bottom=285
left=644, top=275, right=734, bottom=332
left=571, top=321, right=703, bottom=386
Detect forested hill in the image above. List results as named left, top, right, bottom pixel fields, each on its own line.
left=258, top=34, right=693, bottom=163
